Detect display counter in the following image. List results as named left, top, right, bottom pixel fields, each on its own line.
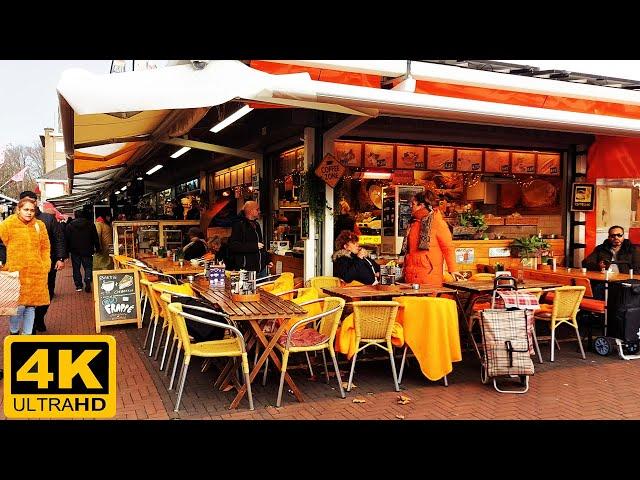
left=269, top=253, right=304, bottom=278
left=112, top=220, right=200, bottom=257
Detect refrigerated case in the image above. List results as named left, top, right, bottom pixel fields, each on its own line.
left=381, top=185, right=424, bottom=255
left=112, top=220, right=199, bottom=257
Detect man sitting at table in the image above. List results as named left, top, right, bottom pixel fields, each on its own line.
left=332, top=230, right=380, bottom=285
left=583, top=225, right=640, bottom=274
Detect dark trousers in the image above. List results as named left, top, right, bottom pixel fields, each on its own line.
left=71, top=254, right=93, bottom=288
left=34, top=268, right=57, bottom=328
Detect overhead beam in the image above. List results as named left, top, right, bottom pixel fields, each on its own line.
left=160, top=137, right=262, bottom=161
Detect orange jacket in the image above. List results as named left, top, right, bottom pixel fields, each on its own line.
left=403, top=208, right=456, bottom=287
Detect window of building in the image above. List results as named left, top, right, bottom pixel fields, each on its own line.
left=55, top=140, right=65, bottom=153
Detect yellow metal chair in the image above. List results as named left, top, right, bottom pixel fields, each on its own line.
left=306, top=276, right=341, bottom=297
left=533, top=286, right=586, bottom=362
left=259, top=272, right=294, bottom=295
left=275, top=297, right=346, bottom=407
left=168, top=303, right=254, bottom=411
left=347, top=301, right=401, bottom=392
left=146, top=282, right=194, bottom=360
left=156, top=287, right=198, bottom=372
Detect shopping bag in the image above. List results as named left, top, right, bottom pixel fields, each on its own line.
left=0, top=270, right=20, bottom=316
left=480, top=309, right=534, bottom=377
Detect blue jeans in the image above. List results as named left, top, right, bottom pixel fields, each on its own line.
left=71, top=254, right=93, bottom=288
left=9, top=305, right=35, bottom=335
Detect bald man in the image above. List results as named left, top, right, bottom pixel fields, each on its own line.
left=228, top=201, right=273, bottom=278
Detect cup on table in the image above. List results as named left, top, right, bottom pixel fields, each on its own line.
left=581, top=267, right=587, bottom=274
left=179, top=260, right=184, bottom=267
left=187, top=275, right=194, bottom=283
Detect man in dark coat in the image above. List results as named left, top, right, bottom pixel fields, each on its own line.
left=19, top=191, right=67, bottom=332
left=66, top=208, right=100, bottom=293
left=228, top=201, right=272, bottom=278
left=583, top=225, right=640, bottom=274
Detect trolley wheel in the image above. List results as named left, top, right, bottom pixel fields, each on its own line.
left=480, top=364, right=489, bottom=384
left=622, top=342, right=640, bottom=356
left=594, top=336, right=611, bottom=356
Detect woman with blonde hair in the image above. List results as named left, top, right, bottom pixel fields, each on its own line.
left=0, top=197, right=51, bottom=334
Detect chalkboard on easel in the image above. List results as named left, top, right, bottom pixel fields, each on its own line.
left=93, top=269, right=142, bottom=333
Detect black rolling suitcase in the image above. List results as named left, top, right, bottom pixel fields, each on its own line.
left=594, top=279, right=640, bottom=358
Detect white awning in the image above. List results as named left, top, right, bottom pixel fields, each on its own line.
left=49, top=168, right=124, bottom=212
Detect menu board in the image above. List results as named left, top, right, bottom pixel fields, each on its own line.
left=483, top=151, right=510, bottom=173
left=396, top=145, right=425, bottom=169
left=93, top=269, right=142, bottom=333
left=456, top=149, right=483, bottom=172
left=537, top=153, right=561, bottom=176
left=511, top=152, right=536, bottom=174
left=427, top=147, right=455, bottom=171
left=364, top=143, right=394, bottom=168
left=334, top=142, right=362, bottom=167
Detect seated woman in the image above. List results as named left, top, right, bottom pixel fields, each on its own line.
left=182, top=227, right=208, bottom=261
left=332, top=230, right=380, bottom=285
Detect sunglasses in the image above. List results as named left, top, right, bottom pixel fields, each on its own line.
left=609, top=233, right=624, bottom=238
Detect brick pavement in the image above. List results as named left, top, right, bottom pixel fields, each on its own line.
left=2, top=267, right=640, bottom=420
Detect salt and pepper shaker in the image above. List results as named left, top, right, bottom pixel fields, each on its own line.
left=630, top=269, right=634, bottom=279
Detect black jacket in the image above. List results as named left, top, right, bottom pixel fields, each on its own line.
left=66, top=217, right=100, bottom=257
left=582, top=238, right=640, bottom=273
left=182, top=239, right=208, bottom=261
left=0, top=208, right=66, bottom=267
left=228, top=216, right=271, bottom=272
left=332, top=249, right=380, bottom=285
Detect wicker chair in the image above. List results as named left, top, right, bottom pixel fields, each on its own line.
left=306, top=276, right=341, bottom=297
left=533, top=286, right=586, bottom=362
left=347, top=301, right=401, bottom=392
left=168, top=303, right=254, bottom=411
left=275, top=297, right=346, bottom=407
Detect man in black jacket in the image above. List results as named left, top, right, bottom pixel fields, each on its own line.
left=66, top=208, right=100, bottom=292
left=20, top=191, right=67, bottom=332
left=583, top=225, right=640, bottom=274
left=228, top=201, right=272, bottom=278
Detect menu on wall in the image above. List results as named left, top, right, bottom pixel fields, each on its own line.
left=427, top=147, right=455, bottom=171
left=364, top=143, right=394, bottom=168
left=537, top=153, right=561, bottom=176
left=511, top=152, right=536, bottom=174
left=93, top=269, right=142, bottom=333
left=456, top=149, right=483, bottom=172
left=334, top=142, right=362, bottom=167
left=396, top=145, right=425, bottom=169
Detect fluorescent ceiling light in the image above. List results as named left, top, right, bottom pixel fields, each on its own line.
left=103, top=198, right=108, bottom=202
left=120, top=185, right=127, bottom=191
left=137, top=176, right=143, bottom=181
left=146, top=164, right=163, bottom=175
left=170, top=147, right=191, bottom=158
left=360, top=171, right=392, bottom=179
left=115, top=190, right=121, bottom=194
left=210, top=105, right=254, bottom=133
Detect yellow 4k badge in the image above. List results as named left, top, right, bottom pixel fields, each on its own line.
left=3, top=335, right=116, bottom=418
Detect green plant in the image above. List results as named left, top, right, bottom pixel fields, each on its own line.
left=510, top=235, right=551, bottom=257
left=459, top=210, right=487, bottom=230
left=303, top=170, right=330, bottom=221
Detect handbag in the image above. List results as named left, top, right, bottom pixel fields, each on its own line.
left=0, top=270, right=20, bottom=316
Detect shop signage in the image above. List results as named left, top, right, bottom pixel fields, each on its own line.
left=359, top=235, right=381, bottom=245
left=334, top=142, right=362, bottom=167
left=456, top=149, right=483, bottom=172
left=484, top=151, right=511, bottom=173
left=315, top=153, right=346, bottom=188
left=364, top=143, right=394, bottom=168
left=391, top=170, right=414, bottom=185
left=537, top=153, right=561, bottom=176
left=571, top=183, right=595, bottom=211
left=512, top=152, right=536, bottom=174
left=455, top=248, right=475, bottom=264
left=489, top=247, right=511, bottom=257
left=396, top=145, right=425, bottom=169
left=92, top=269, right=142, bottom=333
left=427, top=147, right=455, bottom=171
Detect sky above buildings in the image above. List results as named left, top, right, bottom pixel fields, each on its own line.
left=1, top=60, right=640, bottom=152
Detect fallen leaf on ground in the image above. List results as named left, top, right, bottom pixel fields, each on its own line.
left=352, top=398, right=367, bottom=404
left=395, top=415, right=405, bottom=420
left=397, top=395, right=412, bottom=405
left=342, top=382, right=356, bottom=389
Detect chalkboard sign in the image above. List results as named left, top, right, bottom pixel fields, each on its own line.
left=93, top=268, right=142, bottom=333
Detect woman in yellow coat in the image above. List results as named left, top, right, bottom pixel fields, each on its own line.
left=0, top=198, right=51, bottom=334
left=402, top=192, right=463, bottom=287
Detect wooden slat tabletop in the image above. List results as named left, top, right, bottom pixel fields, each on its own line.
left=321, top=285, right=456, bottom=301
left=442, top=279, right=562, bottom=293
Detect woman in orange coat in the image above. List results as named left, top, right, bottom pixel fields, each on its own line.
left=0, top=198, right=51, bottom=334
left=402, top=192, right=463, bottom=287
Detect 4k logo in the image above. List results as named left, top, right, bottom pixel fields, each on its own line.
left=4, top=336, right=116, bottom=418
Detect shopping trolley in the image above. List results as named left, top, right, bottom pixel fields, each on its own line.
left=594, top=279, right=640, bottom=360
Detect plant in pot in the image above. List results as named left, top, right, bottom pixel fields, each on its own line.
left=510, top=235, right=551, bottom=266
left=458, top=209, right=487, bottom=238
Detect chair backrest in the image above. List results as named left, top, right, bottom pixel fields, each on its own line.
left=552, top=286, right=586, bottom=319
left=352, top=301, right=400, bottom=341
left=307, top=276, right=341, bottom=297
left=317, top=297, right=346, bottom=340
left=572, top=276, right=594, bottom=298
left=140, top=279, right=162, bottom=319
left=151, top=282, right=195, bottom=320
left=260, top=272, right=295, bottom=298
left=518, top=287, right=543, bottom=301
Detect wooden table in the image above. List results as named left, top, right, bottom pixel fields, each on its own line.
left=321, top=284, right=457, bottom=302
left=191, top=278, right=308, bottom=409
left=143, top=257, right=204, bottom=276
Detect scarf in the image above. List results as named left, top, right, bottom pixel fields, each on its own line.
left=401, top=208, right=435, bottom=255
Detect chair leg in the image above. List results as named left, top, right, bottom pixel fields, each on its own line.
left=551, top=323, right=556, bottom=362
left=531, top=327, right=543, bottom=364
left=169, top=344, right=182, bottom=390
left=398, top=345, right=408, bottom=384
left=154, top=325, right=166, bottom=360
left=159, top=327, right=172, bottom=370
left=201, top=359, right=211, bottom=373
left=165, top=338, right=178, bottom=376
left=305, top=352, right=314, bottom=377
left=262, top=357, right=270, bottom=386
left=143, top=315, right=156, bottom=351
left=329, top=348, right=346, bottom=399
left=573, top=322, right=586, bottom=359
left=141, top=294, right=147, bottom=323
left=254, top=343, right=260, bottom=368
left=321, top=350, right=330, bottom=384
left=347, top=351, right=359, bottom=392
left=174, top=359, right=190, bottom=412
left=276, top=351, right=290, bottom=407
left=388, top=342, right=400, bottom=392
left=147, top=319, right=159, bottom=356
left=241, top=353, right=254, bottom=410
left=443, top=375, right=448, bottom=387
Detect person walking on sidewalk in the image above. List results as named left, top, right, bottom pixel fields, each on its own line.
left=19, top=191, right=67, bottom=332
left=0, top=197, right=51, bottom=335
left=66, top=208, right=100, bottom=292
left=93, top=214, right=114, bottom=270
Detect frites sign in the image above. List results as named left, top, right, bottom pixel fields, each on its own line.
left=315, top=153, right=346, bottom=188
